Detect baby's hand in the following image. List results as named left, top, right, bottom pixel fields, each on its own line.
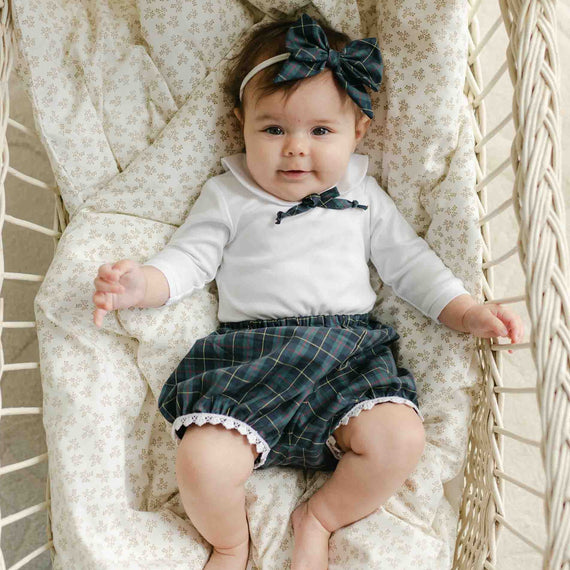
left=462, top=303, right=524, bottom=353
left=92, top=259, right=146, bottom=328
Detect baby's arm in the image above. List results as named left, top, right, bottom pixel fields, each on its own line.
left=92, top=178, right=232, bottom=328
left=92, top=259, right=170, bottom=328
left=368, top=180, right=471, bottom=322
left=367, top=179, right=524, bottom=347
left=438, top=293, right=524, bottom=351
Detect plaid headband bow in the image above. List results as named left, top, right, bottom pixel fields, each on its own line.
left=273, top=14, right=383, bottom=119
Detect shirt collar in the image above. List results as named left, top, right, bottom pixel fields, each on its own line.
left=221, top=153, right=369, bottom=205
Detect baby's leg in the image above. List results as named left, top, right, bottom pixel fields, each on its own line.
left=176, top=423, right=259, bottom=570
left=291, top=402, right=425, bottom=570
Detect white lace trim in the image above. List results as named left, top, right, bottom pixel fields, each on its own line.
left=326, top=397, right=425, bottom=460
left=172, top=413, right=271, bottom=469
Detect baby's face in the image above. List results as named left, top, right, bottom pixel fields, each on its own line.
left=236, top=71, right=370, bottom=202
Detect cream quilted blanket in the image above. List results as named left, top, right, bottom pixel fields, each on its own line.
left=13, top=0, right=482, bottom=567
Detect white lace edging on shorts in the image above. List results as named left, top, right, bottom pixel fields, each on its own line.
left=325, top=397, right=425, bottom=460
left=172, top=413, right=271, bottom=469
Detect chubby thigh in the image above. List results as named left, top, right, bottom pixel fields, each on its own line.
left=177, top=423, right=259, bottom=485
left=332, top=401, right=425, bottom=459
left=175, top=424, right=258, bottom=556
left=175, top=400, right=426, bottom=484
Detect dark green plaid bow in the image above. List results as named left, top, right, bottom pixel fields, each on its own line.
left=273, top=14, right=383, bottom=119
left=275, top=187, right=368, bottom=224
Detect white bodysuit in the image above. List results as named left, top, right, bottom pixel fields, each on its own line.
left=145, top=153, right=469, bottom=322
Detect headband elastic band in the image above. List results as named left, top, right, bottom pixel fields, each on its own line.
left=239, top=53, right=290, bottom=101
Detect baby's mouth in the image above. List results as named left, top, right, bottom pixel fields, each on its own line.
left=279, top=170, right=311, bottom=178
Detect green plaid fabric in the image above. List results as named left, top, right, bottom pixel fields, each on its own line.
left=274, top=14, right=383, bottom=118
left=158, top=313, right=419, bottom=471
left=275, top=186, right=368, bottom=224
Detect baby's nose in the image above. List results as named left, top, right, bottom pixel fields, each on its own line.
left=283, top=135, right=307, bottom=156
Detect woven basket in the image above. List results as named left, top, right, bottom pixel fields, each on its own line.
left=0, top=0, right=567, bottom=568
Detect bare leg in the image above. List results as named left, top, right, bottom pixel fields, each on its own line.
left=291, top=403, right=425, bottom=570
left=176, top=423, right=259, bottom=570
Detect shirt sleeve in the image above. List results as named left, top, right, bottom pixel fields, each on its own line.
left=367, top=178, right=470, bottom=322
left=143, top=179, right=233, bottom=306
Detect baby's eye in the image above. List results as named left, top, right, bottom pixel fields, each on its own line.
left=264, top=126, right=284, bottom=135
left=312, top=127, right=331, bottom=136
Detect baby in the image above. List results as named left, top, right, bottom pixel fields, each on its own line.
left=92, top=15, right=524, bottom=570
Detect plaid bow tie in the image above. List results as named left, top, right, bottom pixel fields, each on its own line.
left=273, top=14, right=383, bottom=118
left=275, top=187, right=368, bottom=224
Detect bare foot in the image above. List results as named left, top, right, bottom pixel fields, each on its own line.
left=290, top=500, right=331, bottom=570
left=204, top=538, right=250, bottom=570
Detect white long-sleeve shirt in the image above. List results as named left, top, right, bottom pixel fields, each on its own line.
left=145, top=153, right=469, bottom=323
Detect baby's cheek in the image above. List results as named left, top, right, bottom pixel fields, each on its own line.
left=313, top=170, right=337, bottom=190
left=320, top=155, right=350, bottom=184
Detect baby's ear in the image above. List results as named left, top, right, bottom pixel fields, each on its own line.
left=233, top=107, right=244, bottom=126
left=355, top=114, right=371, bottom=143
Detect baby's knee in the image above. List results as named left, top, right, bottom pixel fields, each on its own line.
left=351, top=403, right=426, bottom=463
left=176, top=423, right=258, bottom=487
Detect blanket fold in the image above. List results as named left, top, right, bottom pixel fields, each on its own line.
left=17, top=0, right=482, bottom=567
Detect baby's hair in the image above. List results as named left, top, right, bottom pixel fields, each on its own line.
left=225, top=18, right=356, bottom=114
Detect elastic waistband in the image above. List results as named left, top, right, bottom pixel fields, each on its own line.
left=217, top=313, right=373, bottom=332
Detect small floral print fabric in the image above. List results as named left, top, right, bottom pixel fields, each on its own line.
left=13, top=0, right=482, bottom=567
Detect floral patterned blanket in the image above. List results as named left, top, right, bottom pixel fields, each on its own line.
left=14, top=0, right=481, bottom=567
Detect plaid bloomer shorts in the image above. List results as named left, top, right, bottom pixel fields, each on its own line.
left=158, top=313, right=424, bottom=471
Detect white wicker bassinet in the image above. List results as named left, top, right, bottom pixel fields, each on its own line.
left=0, top=0, right=568, bottom=568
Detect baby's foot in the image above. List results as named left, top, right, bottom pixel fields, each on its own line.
left=290, top=500, right=331, bottom=570
left=204, top=538, right=250, bottom=570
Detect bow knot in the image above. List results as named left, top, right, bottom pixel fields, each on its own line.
left=273, top=14, right=383, bottom=119
left=327, top=48, right=340, bottom=70
left=275, top=187, right=368, bottom=224
left=301, top=194, right=321, bottom=207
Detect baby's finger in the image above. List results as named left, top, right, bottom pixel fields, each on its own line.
left=93, top=291, right=113, bottom=311
left=93, top=276, right=125, bottom=294
left=496, top=308, right=524, bottom=344
left=112, top=259, right=137, bottom=277
left=514, top=314, right=525, bottom=342
left=480, top=312, right=508, bottom=338
left=96, top=260, right=135, bottom=288
left=98, top=263, right=120, bottom=283
left=93, top=307, right=107, bottom=328
left=493, top=320, right=509, bottom=338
